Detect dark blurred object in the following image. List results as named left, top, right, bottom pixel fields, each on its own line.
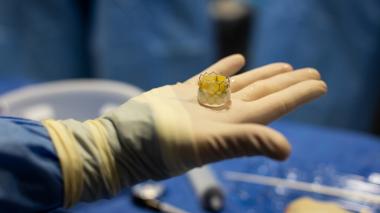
left=187, top=166, right=225, bottom=212
left=210, top=0, right=255, bottom=71
left=77, top=0, right=94, bottom=78
left=372, top=99, right=380, bottom=135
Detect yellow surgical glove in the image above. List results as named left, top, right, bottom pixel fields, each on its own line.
left=43, top=54, right=327, bottom=207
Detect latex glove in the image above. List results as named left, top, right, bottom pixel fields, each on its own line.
left=43, top=54, right=327, bottom=206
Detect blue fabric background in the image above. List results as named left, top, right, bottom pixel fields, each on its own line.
left=91, top=0, right=215, bottom=89
left=0, top=0, right=215, bottom=90
left=250, top=0, right=380, bottom=131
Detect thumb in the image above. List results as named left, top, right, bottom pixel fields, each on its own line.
left=195, top=122, right=291, bottom=165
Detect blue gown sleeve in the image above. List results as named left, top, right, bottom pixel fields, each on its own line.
left=0, top=116, right=63, bottom=212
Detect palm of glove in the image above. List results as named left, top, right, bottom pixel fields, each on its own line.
left=107, top=55, right=327, bottom=180
left=130, top=55, right=326, bottom=173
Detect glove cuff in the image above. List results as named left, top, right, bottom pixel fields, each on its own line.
left=42, top=119, right=122, bottom=207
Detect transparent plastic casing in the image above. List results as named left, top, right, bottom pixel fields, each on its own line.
left=198, top=72, right=231, bottom=108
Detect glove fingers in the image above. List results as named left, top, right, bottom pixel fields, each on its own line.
left=230, top=63, right=293, bottom=92
left=239, top=80, right=327, bottom=124
left=233, top=68, right=320, bottom=101
left=185, top=54, right=245, bottom=84
left=196, top=122, right=291, bottom=165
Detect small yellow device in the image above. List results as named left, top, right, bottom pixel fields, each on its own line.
left=198, top=72, right=231, bottom=108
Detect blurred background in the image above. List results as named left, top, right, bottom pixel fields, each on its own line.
left=0, top=0, right=379, bottom=134
left=1, top=1, right=380, bottom=212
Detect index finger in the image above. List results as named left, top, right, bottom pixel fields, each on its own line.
left=230, top=63, right=293, bottom=92
left=185, top=54, right=245, bottom=84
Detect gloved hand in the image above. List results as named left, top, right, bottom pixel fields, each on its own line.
left=43, top=54, right=327, bottom=207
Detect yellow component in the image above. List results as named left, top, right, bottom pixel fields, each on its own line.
left=219, top=82, right=226, bottom=93
left=204, top=72, right=217, bottom=82
left=199, top=72, right=228, bottom=92
left=198, top=72, right=230, bottom=107
left=217, top=75, right=226, bottom=83
left=209, top=83, right=219, bottom=94
left=286, top=197, right=350, bottom=213
left=201, top=81, right=210, bottom=90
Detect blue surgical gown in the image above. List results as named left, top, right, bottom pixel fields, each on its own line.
left=0, top=116, right=62, bottom=212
